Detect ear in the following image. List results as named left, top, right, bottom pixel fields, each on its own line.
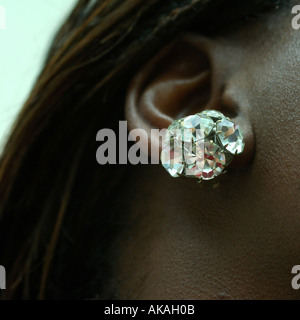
left=125, top=33, right=254, bottom=166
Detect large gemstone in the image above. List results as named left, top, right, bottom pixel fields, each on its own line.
left=201, top=141, right=226, bottom=180
left=183, top=140, right=205, bottom=178
left=181, top=114, right=214, bottom=143
left=184, top=140, right=226, bottom=180
left=200, top=110, right=226, bottom=122
left=160, top=138, right=184, bottom=177
left=161, top=111, right=238, bottom=181
left=163, top=120, right=182, bottom=146
left=216, top=119, right=245, bottom=154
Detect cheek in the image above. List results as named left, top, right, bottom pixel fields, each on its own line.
left=237, top=47, right=300, bottom=213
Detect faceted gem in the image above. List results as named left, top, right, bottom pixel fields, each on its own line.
left=185, top=163, right=203, bottom=178
left=200, top=110, right=225, bottom=122
left=183, top=140, right=205, bottom=178
left=160, top=138, right=184, bottom=177
left=216, top=119, right=245, bottom=154
left=161, top=110, right=241, bottom=181
left=200, top=141, right=226, bottom=180
left=183, top=140, right=226, bottom=180
left=163, top=120, right=182, bottom=146
left=181, top=114, right=214, bottom=142
left=182, top=141, right=198, bottom=166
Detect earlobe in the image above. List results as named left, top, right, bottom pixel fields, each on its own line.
left=125, top=33, right=254, bottom=167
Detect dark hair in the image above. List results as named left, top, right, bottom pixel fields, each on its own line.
left=0, top=0, right=287, bottom=299
left=0, top=0, right=222, bottom=300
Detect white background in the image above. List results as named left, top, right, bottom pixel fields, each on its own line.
left=0, top=0, right=77, bottom=150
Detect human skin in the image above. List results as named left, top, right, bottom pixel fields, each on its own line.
left=117, top=4, right=300, bottom=299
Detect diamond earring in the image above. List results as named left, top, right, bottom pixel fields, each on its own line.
left=160, top=110, right=245, bottom=182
